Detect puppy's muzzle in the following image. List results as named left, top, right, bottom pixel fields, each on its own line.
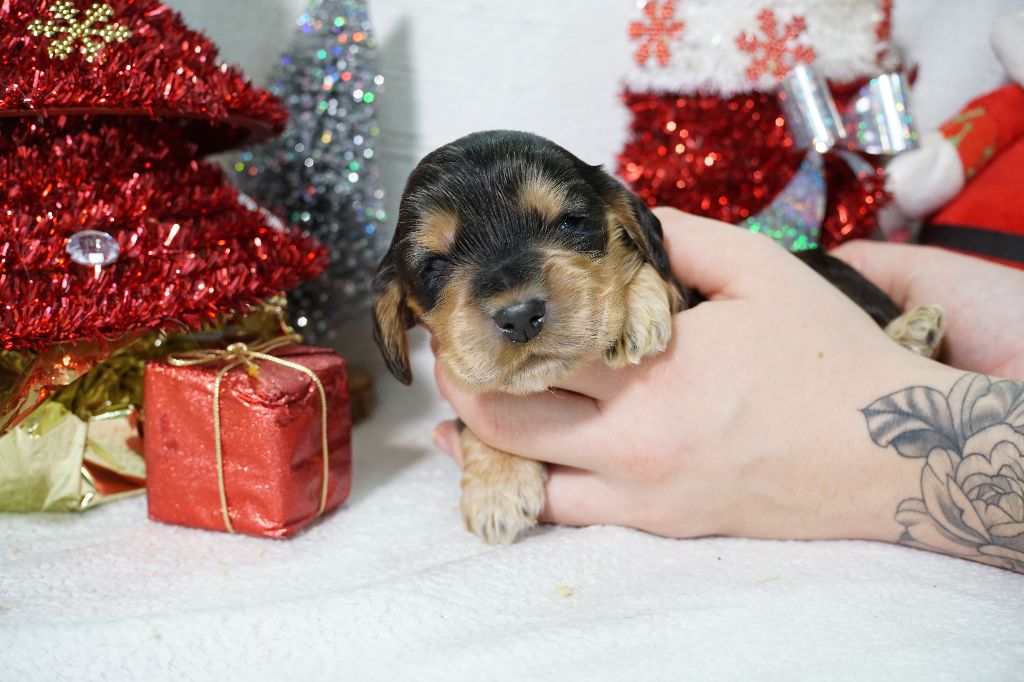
left=492, top=298, right=546, bottom=343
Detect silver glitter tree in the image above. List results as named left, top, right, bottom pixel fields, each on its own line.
left=234, top=0, right=387, bottom=346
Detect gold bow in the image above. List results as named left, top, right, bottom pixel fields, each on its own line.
left=167, top=334, right=330, bottom=533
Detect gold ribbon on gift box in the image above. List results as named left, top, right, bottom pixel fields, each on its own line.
left=167, top=334, right=330, bottom=534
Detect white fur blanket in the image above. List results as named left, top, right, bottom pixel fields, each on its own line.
left=2, top=334, right=1022, bottom=681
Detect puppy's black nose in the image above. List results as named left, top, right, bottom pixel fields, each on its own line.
left=493, top=299, right=546, bottom=343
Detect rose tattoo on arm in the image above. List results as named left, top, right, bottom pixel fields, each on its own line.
left=864, top=374, right=1024, bottom=573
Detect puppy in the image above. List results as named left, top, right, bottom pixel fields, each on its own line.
left=372, top=130, right=944, bottom=544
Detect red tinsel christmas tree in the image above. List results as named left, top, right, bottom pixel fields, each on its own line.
left=0, top=0, right=324, bottom=355
left=0, top=1, right=327, bottom=510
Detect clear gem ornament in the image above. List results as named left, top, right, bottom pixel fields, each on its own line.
left=66, top=230, right=120, bottom=266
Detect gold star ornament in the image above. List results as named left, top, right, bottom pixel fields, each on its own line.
left=27, top=1, right=133, bottom=63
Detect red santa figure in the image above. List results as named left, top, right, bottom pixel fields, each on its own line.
left=885, top=8, right=1024, bottom=269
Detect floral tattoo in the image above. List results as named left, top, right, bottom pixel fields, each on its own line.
left=864, top=373, right=1024, bottom=573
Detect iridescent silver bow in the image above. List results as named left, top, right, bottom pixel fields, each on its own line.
left=742, top=65, right=919, bottom=250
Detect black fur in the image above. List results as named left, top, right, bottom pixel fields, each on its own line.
left=796, top=248, right=900, bottom=326
left=626, top=193, right=673, bottom=279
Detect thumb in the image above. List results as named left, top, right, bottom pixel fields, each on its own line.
left=655, top=207, right=802, bottom=299
left=433, top=420, right=463, bottom=467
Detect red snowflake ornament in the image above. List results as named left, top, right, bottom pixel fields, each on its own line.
left=736, top=9, right=815, bottom=83
left=628, top=0, right=685, bottom=67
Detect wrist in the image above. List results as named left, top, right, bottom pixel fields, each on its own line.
left=857, top=360, right=1024, bottom=572
left=841, top=356, right=966, bottom=544
left=721, top=354, right=962, bottom=544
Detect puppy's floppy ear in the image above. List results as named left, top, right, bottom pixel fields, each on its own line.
left=603, top=180, right=695, bottom=310
left=371, top=253, right=415, bottom=384
left=611, top=188, right=672, bottom=279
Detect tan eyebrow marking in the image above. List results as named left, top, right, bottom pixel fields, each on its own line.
left=518, top=172, right=570, bottom=224
left=414, top=207, right=460, bottom=253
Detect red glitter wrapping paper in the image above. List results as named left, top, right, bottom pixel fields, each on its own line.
left=144, top=345, right=351, bottom=538
left=618, top=88, right=888, bottom=249
left=0, top=116, right=327, bottom=352
left=0, top=0, right=287, bottom=152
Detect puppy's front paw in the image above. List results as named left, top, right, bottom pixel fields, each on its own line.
left=459, top=429, right=546, bottom=544
left=606, top=263, right=673, bottom=368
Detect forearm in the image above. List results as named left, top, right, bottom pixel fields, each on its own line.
left=712, top=351, right=1024, bottom=572
left=800, top=358, right=1024, bottom=573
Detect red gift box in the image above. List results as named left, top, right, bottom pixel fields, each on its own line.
left=144, top=342, right=351, bottom=538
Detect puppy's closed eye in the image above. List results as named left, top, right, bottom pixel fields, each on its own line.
left=419, top=253, right=451, bottom=279
left=552, top=213, right=604, bottom=254
left=414, top=254, right=452, bottom=309
left=555, top=214, right=586, bottom=232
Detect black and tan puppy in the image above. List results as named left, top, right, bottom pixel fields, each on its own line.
left=372, top=130, right=943, bottom=544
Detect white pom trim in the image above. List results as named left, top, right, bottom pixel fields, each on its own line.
left=886, top=131, right=965, bottom=219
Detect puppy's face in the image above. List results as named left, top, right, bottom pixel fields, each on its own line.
left=372, top=131, right=679, bottom=395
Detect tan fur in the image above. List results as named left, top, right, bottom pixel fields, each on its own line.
left=424, top=207, right=685, bottom=397
left=885, top=304, right=946, bottom=359
left=607, top=192, right=657, bottom=264
left=427, top=241, right=635, bottom=394
left=371, top=278, right=410, bottom=377
left=405, top=296, right=425, bottom=321
left=413, top=208, right=460, bottom=253
left=483, top=285, right=550, bottom=317
left=459, top=427, right=547, bottom=544
left=518, top=172, right=571, bottom=223
left=606, top=262, right=677, bottom=367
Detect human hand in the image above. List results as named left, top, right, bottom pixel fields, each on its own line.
left=432, top=209, right=962, bottom=543
left=833, top=240, right=1024, bottom=380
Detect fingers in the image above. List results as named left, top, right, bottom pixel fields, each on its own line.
left=432, top=425, right=621, bottom=528
left=539, top=465, right=621, bottom=526
left=833, top=239, right=1024, bottom=313
left=433, top=419, right=463, bottom=465
left=830, top=240, right=927, bottom=308
left=654, top=207, right=798, bottom=299
left=549, top=359, right=627, bottom=401
left=433, top=362, right=611, bottom=468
